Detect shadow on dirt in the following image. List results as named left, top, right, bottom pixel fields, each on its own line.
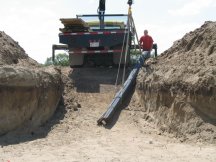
left=104, top=84, right=136, bottom=129
left=69, top=67, right=129, bottom=93
left=0, top=96, right=67, bottom=146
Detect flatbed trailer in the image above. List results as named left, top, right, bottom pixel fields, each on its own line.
left=59, top=14, right=131, bottom=67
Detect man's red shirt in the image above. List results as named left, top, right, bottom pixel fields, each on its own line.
left=140, top=35, right=153, bottom=51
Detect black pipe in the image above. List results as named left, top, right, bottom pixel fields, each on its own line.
left=97, top=65, right=140, bottom=125
left=97, top=45, right=157, bottom=125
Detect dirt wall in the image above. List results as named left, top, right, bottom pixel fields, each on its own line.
left=136, top=21, right=216, bottom=142
left=0, top=31, right=37, bottom=66
left=0, top=66, right=63, bottom=135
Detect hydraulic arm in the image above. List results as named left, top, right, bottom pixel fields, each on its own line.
left=97, top=0, right=133, bottom=29
left=98, top=0, right=106, bottom=29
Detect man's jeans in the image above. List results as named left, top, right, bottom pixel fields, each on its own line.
left=139, top=51, right=150, bottom=66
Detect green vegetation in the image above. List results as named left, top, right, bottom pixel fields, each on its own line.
left=130, top=49, right=142, bottom=56
left=44, top=53, right=69, bottom=66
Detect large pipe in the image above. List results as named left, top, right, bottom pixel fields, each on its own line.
left=97, top=62, right=141, bottom=125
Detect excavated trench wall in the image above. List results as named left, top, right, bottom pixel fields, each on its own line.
left=0, top=66, right=63, bottom=135
left=135, top=21, right=216, bottom=142
left=136, top=73, right=216, bottom=139
left=0, top=31, right=64, bottom=135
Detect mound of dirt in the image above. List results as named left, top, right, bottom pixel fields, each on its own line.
left=0, top=31, right=37, bottom=66
left=136, top=21, right=216, bottom=142
left=0, top=31, right=63, bottom=135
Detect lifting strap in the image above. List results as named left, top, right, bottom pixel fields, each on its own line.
left=114, top=4, right=142, bottom=92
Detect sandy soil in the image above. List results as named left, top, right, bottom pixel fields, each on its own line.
left=0, top=67, right=215, bottom=162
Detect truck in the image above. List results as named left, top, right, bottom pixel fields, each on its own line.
left=53, top=0, right=134, bottom=67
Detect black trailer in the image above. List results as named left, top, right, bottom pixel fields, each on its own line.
left=59, top=14, right=132, bottom=67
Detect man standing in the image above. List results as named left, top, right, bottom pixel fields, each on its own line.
left=139, top=30, right=153, bottom=65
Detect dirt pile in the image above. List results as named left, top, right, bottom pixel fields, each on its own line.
left=136, top=21, right=216, bottom=142
left=0, top=31, right=63, bottom=135
left=0, top=31, right=37, bottom=66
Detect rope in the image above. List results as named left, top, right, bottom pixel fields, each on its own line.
left=114, top=28, right=127, bottom=91
left=121, top=16, right=131, bottom=85
left=130, top=15, right=142, bottom=53
left=114, top=5, right=140, bottom=93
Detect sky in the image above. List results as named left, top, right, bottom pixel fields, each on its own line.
left=0, top=0, right=215, bottom=63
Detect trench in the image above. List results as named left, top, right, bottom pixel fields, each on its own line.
left=1, top=67, right=216, bottom=161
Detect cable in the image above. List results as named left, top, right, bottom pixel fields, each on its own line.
left=115, top=3, right=140, bottom=93
left=114, top=28, right=127, bottom=91
left=130, top=15, right=142, bottom=53
left=122, top=15, right=131, bottom=86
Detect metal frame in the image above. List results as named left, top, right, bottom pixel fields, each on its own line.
left=76, top=14, right=128, bottom=18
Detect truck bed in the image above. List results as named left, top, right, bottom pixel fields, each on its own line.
left=59, top=30, right=129, bottom=50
